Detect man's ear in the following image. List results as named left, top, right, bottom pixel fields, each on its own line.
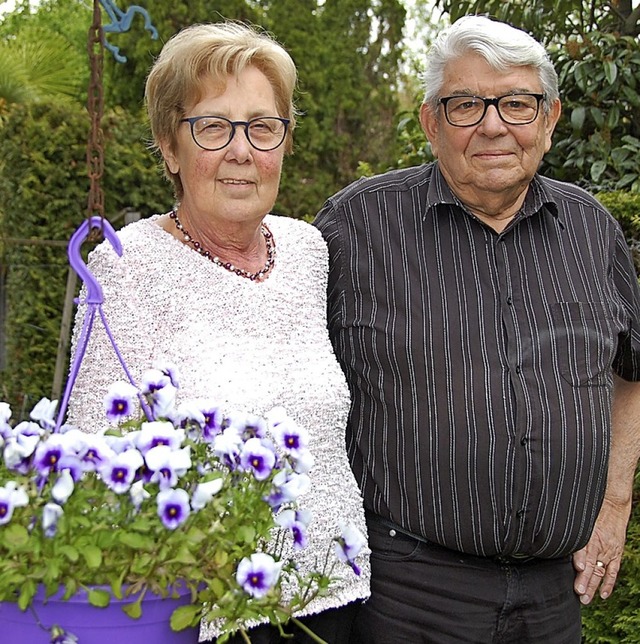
left=419, top=102, right=440, bottom=158
left=544, top=98, right=562, bottom=153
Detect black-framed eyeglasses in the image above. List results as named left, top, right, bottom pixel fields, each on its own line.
left=179, top=115, right=290, bottom=151
left=438, top=93, right=546, bottom=127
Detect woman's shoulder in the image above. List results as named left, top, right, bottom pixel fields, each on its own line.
left=90, top=215, right=167, bottom=259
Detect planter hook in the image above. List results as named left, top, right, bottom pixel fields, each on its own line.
left=55, top=217, right=152, bottom=430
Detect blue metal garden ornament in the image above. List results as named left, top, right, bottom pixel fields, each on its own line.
left=99, top=0, right=158, bottom=63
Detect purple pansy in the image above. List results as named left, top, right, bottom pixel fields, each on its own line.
left=144, top=445, right=191, bottom=489
left=103, top=382, right=139, bottom=423
left=156, top=488, right=190, bottom=529
left=270, top=415, right=308, bottom=459
left=29, top=397, right=58, bottom=430
left=99, top=448, right=144, bottom=494
left=191, top=478, right=224, bottom=511
left=139, top=370, right=177, bottom=419
left=212, top=429, right=243, bottom=469
left=276, top=508, right=312, bottom=550
left=236, top=552, right=281, bottom=598
left=42, top=502, right=64, bottom=537
left=240, top=438, right=277, bottom=481
left=33, top=434, right=70, bottom=477
left=334, top=522, right=367, bottom=576
left=265, top=470, right=311, bottom=509
left=134, top=421, right=184, bottom=455
left=3, top=421, right=43, bottom=472
left=0, top=481, right=28, bottom=525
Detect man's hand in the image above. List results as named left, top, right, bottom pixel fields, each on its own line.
left=573, top=375, right=640, bottom=604
left=572, top=496, right=631, bottom=604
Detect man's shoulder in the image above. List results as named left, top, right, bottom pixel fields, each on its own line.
left=536, top=175, right=610, bottom=215
left=328, top=163, right=434, bottom=206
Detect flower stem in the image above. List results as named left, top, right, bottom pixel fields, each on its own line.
left=290, top=617, right=328, bottom=644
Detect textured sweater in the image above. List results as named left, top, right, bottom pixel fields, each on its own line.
left=66, top=213, right=370, bottom=639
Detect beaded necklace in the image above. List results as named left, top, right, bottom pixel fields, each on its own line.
left=170, top=210, right=275, bottom=281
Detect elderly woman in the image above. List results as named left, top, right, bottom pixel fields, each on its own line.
left=67, top=21, right=370, bottom=643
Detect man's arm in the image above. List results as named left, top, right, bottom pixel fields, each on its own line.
left=573, top=374, right=640, bottom=604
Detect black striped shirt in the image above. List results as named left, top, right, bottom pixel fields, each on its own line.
left=314, top=162, right=640, bottom=558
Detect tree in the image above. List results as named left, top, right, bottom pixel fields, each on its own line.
left=429, top=0, right=640, bottom=192
left=99, top=0, right=407, bottom=217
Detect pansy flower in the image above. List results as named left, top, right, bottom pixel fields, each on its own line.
left=33, top=434, right=71, bottom=477
left=156, top=488, right=190, bottom=529
left=191, top=477, right=224, bottom=511
left=134, top=421, right=184, bottom=455
left=103, top=382, right=139, bottom=423
left=265, top=470, right=311, bottom=510
left=276, top=508, right=312, bottom=550
left=30, top=397, right=59, bottom=430
left=236, top=552, right=282, bottom=599
left=51, top=469, right=75, bottom=504
left=144, top=445, right=191, bottom=489
left=240, top=438, right=277, bottom=481
left=129, top=479, right=151, bottom=512
left=100, top=448, right=144, bottom=494
left=0, top=481, right=28, bottom=525
left=334, top=522, right=367, bottom=576
left=42, top=502, right=64, bottom=538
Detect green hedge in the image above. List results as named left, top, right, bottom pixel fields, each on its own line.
left=597, top=191, right=640, bottom=274
left=580, top=191, right=640, bottom=642
left=581, top=472, right=640, bottom=643
left=0, top=100, right=171, bottom=414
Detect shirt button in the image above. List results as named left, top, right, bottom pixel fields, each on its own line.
left=506, top=296, right=513, bottom=305
left=515, top=366, right=522, bottom=374
left=516, top=509, right=525, bottom=518
left=520, top=436, right=528, bottom=445
left=389, top=529, right=397, bottom=537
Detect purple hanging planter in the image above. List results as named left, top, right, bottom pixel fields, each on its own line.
left=0, top=584, right=200, bottom=643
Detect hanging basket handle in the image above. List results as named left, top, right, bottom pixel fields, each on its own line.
left=67, top=216, right=122, bottom=303
left=55, top=217, right=152, bottom=431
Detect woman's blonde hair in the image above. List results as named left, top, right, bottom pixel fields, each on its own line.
left=145, top=22, right=298, bottom=198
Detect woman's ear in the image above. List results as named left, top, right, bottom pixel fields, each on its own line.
left=159, top=139, right=179, bottom=175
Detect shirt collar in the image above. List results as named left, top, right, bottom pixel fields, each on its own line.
left=424, top=162, right=560, bottom=224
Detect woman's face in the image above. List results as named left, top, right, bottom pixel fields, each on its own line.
left=162, top=66, right=285, bottom=230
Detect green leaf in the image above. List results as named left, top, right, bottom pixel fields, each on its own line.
left=82, top=545, right=103, bottom=569
left=591, top=160, right=607, bottom=182
left=603, top=60, right=617, bottom=85
left=235, top=525, right=256, bottom=544
left=123, top=600, right=142, bottom=619
left=3, top=524, right=29, bottom=547
left=170, top=604, right=201, bottom=631
left=58, top=545, right=80, bottom=562
left=570, top=106, right=585, bottom=131
left=87, top=588, right=110, bottom=608
left=118, top=531, right=156, bottom=550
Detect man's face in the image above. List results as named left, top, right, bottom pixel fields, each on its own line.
left=420, top=53, right=561, bottom=219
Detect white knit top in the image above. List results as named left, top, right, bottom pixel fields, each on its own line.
left=66, top=214, right=370, bottom=639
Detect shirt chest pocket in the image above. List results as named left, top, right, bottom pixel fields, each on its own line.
left=550, top=301, right=619, bottom=387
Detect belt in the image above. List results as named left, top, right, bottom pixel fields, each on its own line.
left=365, top=511, right=537, bottom=565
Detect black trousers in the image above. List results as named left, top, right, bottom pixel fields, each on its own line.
left=222, top=601, right=359, bottom=643
left=351, top=512, right=582, bottom=644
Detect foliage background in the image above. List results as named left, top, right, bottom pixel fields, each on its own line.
left=0, top=0, right=639, bottom=641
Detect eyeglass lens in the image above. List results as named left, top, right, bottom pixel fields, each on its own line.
left=190, top=116, right=287, bottom=151
left=444, top=95, right=541, bottom=126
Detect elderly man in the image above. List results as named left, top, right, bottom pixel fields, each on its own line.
left=314, top=15, right=640, bottom=644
